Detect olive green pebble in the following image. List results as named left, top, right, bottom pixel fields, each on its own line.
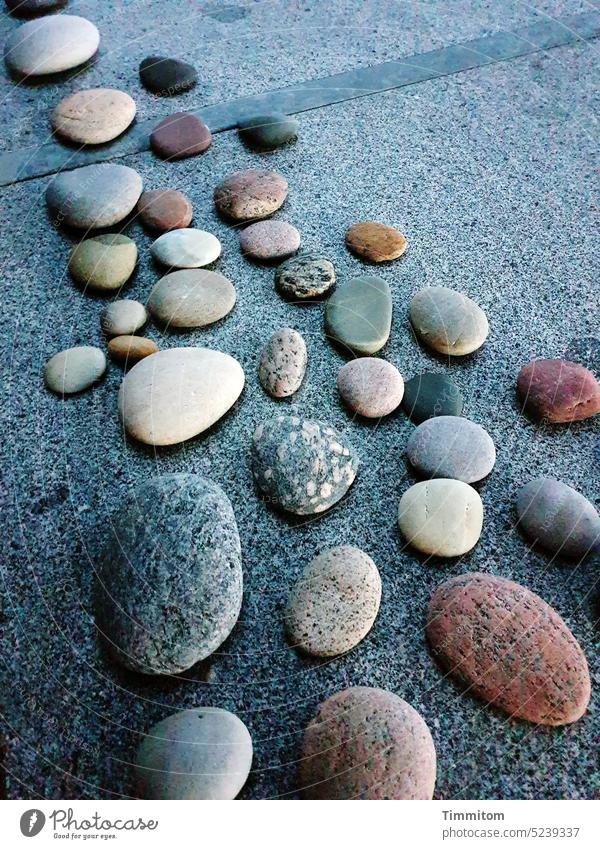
left=68, top=234, right=137, bottom=291
left=238, top=112, right=299, bottom=149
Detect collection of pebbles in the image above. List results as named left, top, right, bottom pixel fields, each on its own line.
left=5, top=2, right=600, bottom=801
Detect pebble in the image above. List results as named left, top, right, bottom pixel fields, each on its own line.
left=150, top=228, right=221, bottom=268
left=325, top=275, right=392, bottom=355
left=337, top=358, right=403, bottom=418
left=258, top=328, right=307, bottom=398
left=285, top=546, right=381, bottom=656
left=517, top=358, right=600, bottom=423
left=101, top=299, right=147, bottom=337
left=118, top=347, right=244, bottom=446
left=108, top=336, right=158, bottom=366
left=148, top=269, right=236, bottom=328
left=4, top=14, right=99, bottom=76
left=94, top=474, right=242, bottom=674
left=44, top=346, right=106, bottom=395
left=238, top=112, right=299, bottom=149
left=345, top=221, right=407, bottom=262
left=426, top=573, right=591, bottom=725
left=139, top=55, right=197, bottom=95
left=46, top=163, right=142, bottom=229
left=6, top=0, right=67, bottom=14
left=407, top=416, right=496, bottom=483
left=135, top=708, right=252, bottom=800
left=516, top=478, right=600, bottom=558
left=409, top=287, right=489, bottom=355
left=69, top=234, right=137, bottom=291
left=298, top=687, right=436, bottom=799
left=240, top=220, right=300, bottom=261
left=401, top=372, right=463, bottom=423
left=251, top=415, right=358, bottom=515
left=398, top=479, right=483, bottom=557
left=275, top=252, right=335, bottom=299
left=137, top=189, right=192, bottom=231
left=150, top=113, right=211, bottom=159
left=51, top=88, right=136, bottom=144
left=213, top=169, right=287, bottom=221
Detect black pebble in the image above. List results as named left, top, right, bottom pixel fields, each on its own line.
left=139, top=55, right=197, bottom=95
left=402, top=372, right=463, bottom=424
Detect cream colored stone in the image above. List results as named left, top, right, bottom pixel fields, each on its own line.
left=148, top=270, right=235, bottom=328
left=52, top=88, right=136, bottom=144
left=398, top=479, right=483, bottom=556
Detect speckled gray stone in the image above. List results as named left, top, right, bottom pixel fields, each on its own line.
left=251, top=415, right=359, bottom=515
left=275, top=253, right=336, bottom=299
left=94, top=474, right=242, bottom=675
left=101, top=300, right=147, bottom=337
left=406, top=416, right=496, bottom=482
left=4, top=14, right=99, bottom=76
left=44, top=346, right=106, bottom=395
left=325, top=275, right=392, bottom=354
left=285, top=545, right=381, bottom=657
left=46, top=163, right=142, bottom=229
left=240, top=220, right=300, bottom=261
left=409, top=286, right=489, bottom=355
left=258, top=327, right=307, bottom=398
left=148, top=269, right=236, bottom=328
left=516, top=478, right=600, bottom=559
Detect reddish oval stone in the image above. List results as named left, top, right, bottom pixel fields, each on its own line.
left=138, top=189, right=192, bottom=231
left=150, top=113, right=211, bottom=160
left=426, top=573, right=590, bottom=726
left=297, top=687, right=436, bottom=799
left=214, top=169, right=287, bottom=221
left=517, top=358, right=600, bottom=423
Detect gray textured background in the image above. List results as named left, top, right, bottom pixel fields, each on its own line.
left=0, top=0, right=598, bottom=800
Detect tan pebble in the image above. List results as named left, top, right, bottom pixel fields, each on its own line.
left=108, top=336, right=158, bottom=365
left=345, top=221, right=407, bottom=262
left=51, top=88, right=136, bottom=145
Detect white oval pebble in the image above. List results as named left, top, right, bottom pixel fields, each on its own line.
left=44, top=346, right=106, bottom=395
left=5, top=15, right=100, bottom=76
left=101, top=300, right=147, bottom=337
left=398, top=479, right=483, bottom=557
left=150, top=228, right=221, bottom=268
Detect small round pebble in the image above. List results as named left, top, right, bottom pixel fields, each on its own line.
left=135, top=708, right=252, bottom=800
left=44, top=346, right=106, bottom=395
left=516, top=478, right=600, bottom=558
left=101, top=300, right=147, bottom=336
left=46, top=163, right=142, bottom=229
left=406, top=415, right=496, bottom=483
left=148, top=269, right=236, bottom=328
left=298, top=687, right=436, bottom=799
left=258, top=327, right=307, bottom=398
left=337, top=358, right=403, bottom=418
left=275, top=253, right=335, bottom=299
left=345, top=221, right=407, bottom=262
left=139, top=55, right=197, bottom=95
left=4, top=14, right=99, bottom=76
left=409, top=286, right=489, bottom=355
left=402, top=372, right=463, bottom=423
left=51, top=88, right=136, bottom=144
left=238, top=112, right=298, bottom=149
left=285, top=546, right=381, bottom=656
left=108, top=336, right=158, bottom=366
left=214, top=169, right=287, bottom=221
left=150, top=113, right=211, bottom=160
left=240, top=220, right=300, bottom=261
left=398, top=479, right=483, bottom=557
left=151, top=228, right=221, bottom=268
left=517, top=358, right=600, bottom=423
left=137, top=189, right=192, bottom=231
left=69, top=234, right=137, bottom=291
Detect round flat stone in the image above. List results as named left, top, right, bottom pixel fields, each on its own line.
left=51, top=88, right=136, bottom=144
left=285, top=546, right=381, bottom=657
left=118, top=347, right=244, bottom=446
left=135, top=708, right=252, bottom=799
left=398, top=479, right=483, bottom=557
left=337, top=358, right=403, bottom=418
left=148, top=269, right=236, bottom=328
left=240, top=220, right=300, bottom=261
left=46, top=163, right=142, bottom=229
left=150, top=113, right=211, bottom=159
left=402, top=372, right=463, bottom=423
left=258, top=328, right=307, bottom=398
left=139, top=56, right=197, bottom=96
left=238, top=112, right=298, bottom=149
left=409, top=287, right=489, bottom=355
left=137, top=189, right=192, bottom=231
left=151, top=228, right=221, bottom=268
left=6, top=0, right=68, bottom=16
left=44, top=346, right=106, bottom=395
left=214, top=169, right=287, bottom=221
left=516, top=478, right=600, bottom=558
left=407, top=416, right=496, bottom=483
left=426, top=573, right=591, bottom=725
left=101, top=300, right=147, bottom=337
left=275, top=253, right=335, bottom=299
left=325, top=275, right=392, bottom=355
left=251, top=415, right=359, bottom=515
left=4, top=14, right=99, bottom=75
left=298, top=687, right=436, bottom=799
left=108, top=335, right=158, bottom=366
left=94, top=474, right=242, bottom=674
left=517, top=358, right=600, bottom=423
left=345, top=221, right=407, bottom=263
left=69, top=234, right=137, bottom=291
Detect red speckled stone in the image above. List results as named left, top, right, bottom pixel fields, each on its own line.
left=426, top=573, right=590, bottom=726
left=297, top=687, right=436, bottom=799
left=214, top=169, right=288, bottom=222
left=150, top=113, right=211, bottom=160
left=517, top=358, right=600, bottom=423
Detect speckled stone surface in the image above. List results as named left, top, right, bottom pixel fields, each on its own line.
left=517, top=358, right=600, bottom=423
left=240, top=220, right=300, bottom=261
left=337, top=357, right=404, bottom=417
left=214, top=169, right=288, bottom=221
left=406, top=415, right=496, bottom=482
left=426, top=573, right=591, bottom=725
left=258, top=327, right=307, bottom=398
left=46, top=164, right=142, bottom=229
left=94, top=474, right=243, bottom=675
left=402, top=372, right=464, bottom=423
left=238, top=112, right=299, bottom=150
left=325, top=274, right=392, bottom=354
left=275, top=252, right=335, bottom=299
left=409, top=286, right=489, bottom=355
left=148, top=269, right=236, bottom=328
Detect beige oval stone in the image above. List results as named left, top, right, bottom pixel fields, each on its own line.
left=5, top=15, right=100, bottom=76
left=51, top=88, right=136, bottom=144
left=44, top=346, right=106, bottom=395
left=108, top=336, right=158, bottom=365
left=68, top=234, right=137, bottom=291
left=148, top=269, right=236, bottom=328
left=398, top=479, right=483, bottom=556
left=101, top=300, right=147, bottom=337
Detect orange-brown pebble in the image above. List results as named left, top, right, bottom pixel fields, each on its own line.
left=108, top=335, right=158, bottom=365
left=345, top=221, right=407, bottom=262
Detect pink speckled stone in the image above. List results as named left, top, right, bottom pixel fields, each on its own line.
left=517, top=358, right=600, bottom=423
left=240, top=220, right=300, bottom=261
left=337, top=358, right=404, bottom=417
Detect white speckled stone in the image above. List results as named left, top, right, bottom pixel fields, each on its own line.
left=44, top=346, right=106, bottom=395
left=5, top=15, right=100, bottom=76
left=258, top=327, right=307, bottom=398
left=151, top=228, right=221, bottom=268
